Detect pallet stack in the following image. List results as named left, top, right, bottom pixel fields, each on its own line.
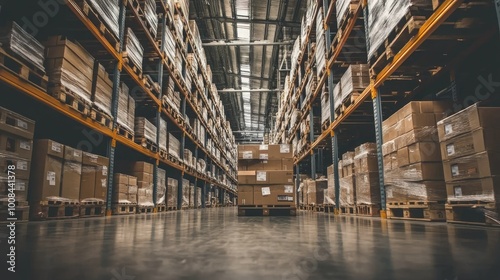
left=0, top=107, right=35, bottom=221
left=437, top=104, right=500, bottom=225
left=157, top=168, right=167, bottom=211
left=112, top=173, right=138, bottom=215
left=80, top=152, right=109, bottom=217
left=123, top=28, right=144, bottom=72
left=167, top=177, right=178, bottom=210
left=353, top=143, right=381, bottom=216
left=135, top=117, right=158, bottom=152
left=305, top=178, right=328, bottom=210
left=339, top=152, right=356, bottom=214
left=237, top=144, right=296, bottom=216
left=334, top=65, right=369, bottom=117
left=383, top=101, right=451, bottom=221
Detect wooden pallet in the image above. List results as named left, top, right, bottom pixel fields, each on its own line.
left=112, top=204, right=137, bottom=215
left=74, top=0, right=120, bottom=52
left=321, top=119, right=331, bottom=132
left=90, top=106, right=113, bottom=129
left=30, top=202, right=79, bottom=221
left=129, top=0, right=157, bottom=39
left=356, top=204, right=380, bottom=217
left=387, top=201, right=446, bottom=221
left=157, top=204, right=167, bottom=212
left=238, top=206, right=297, bottom=216
left=324, top=205, right=336, bottom=213
left=80, top=199, right=105, bottom=205
left=0, top=205, right=30, bottom=222
left=122, top=51, right=144, bottom=79
left=167, top=153, right=182, bottom=165
left=79, top=204, right=105, bottom=218
left=340, top=205, right=357, bottom=215
left=135, top=137, right=158, bottom=153
left=167, top=206, right=178, bottom=211
left=445, top=202, right=500, bottom=227
left=0, top=48, right=48, bottom=90
left=314, top=205, right=326, bottom=212
left=116, top=123, right=134, bottom=140
left=159, top=148, right=168, bottom=159
left=49, top=85, right=91, bottom=116
left=41, top=198, right=80, bottom=206
left=369, top=7, right=432, bottom=75
left=137, top=205, right=155, bottom=214
left=334, top=92, right=361, bottom=118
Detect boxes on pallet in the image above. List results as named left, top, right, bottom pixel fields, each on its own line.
left=88, top=0, right=120, bottom=38
left=92, top=63, right=113, bottom=116
left=116, top=83, right=135, bottom=133
left=142, top=0, right=158, bottom=37
left=135, top=117, right=157, bottom=144
left=320, top=87, right=331, bottom=126
left=305, top=179, right=328, bottom=206
left=167, top=177, right=178, bottom=208
left=80, top=152, right=109, bottom=202
left=174, top=15, right=184, bottom=44
left=367, top=0, right=433, bottom=60
left=113, top=173, right=138, bottom=204
left=157, top=168, right=167, bottom=205
left=124, top=28, right=144, bottom=71
left=0, top=22, right=45, bottom=72
left=182, top=179, right=189, bottom=207
left=325, top=165, right=336, bottom=205
left=316, top=8, right=326, bottom=77
left=162, top=26, right=176, bottom=62
left=45, top=36, right=95, bottom=103
left=334, top=65, right=369, bottom=111
left=336, top=0, right=355, bottom=27
left=189, top=183, right=195, bottom=208
left=175, top=0, right=189, bottom=15
left=353, top=143, right=380, bottom=205
left=168, top=133, right=181, bottom=159
left=29, top=139, right=64, bottom=202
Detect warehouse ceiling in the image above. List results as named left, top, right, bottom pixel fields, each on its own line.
left=190, top=0, right=306, bottom=142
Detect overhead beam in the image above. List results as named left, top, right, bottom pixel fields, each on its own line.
left=203, top=40, right=294, bottom=47
left=194, top=16, right=301, bottom=27
left=218, top=89, right=280, bottom=93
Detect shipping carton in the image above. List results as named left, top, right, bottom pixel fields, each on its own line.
left=437, top=105, right=499, bottom=142
left=0, top=133, right=33, bottom=159
left=253, top=185, right=295, bottom=205
left=29, top=140, right=64, bottom=202
left=443, top=152, right=500, bottom=182
left=440, top=128, right=500, bottom=161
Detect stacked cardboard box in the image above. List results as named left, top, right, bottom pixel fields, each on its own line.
left=80, top=152, right=109, bottom=203
left=61, top=146, right=83, bottom=202
left=117, top=162, right=154, bottom=207
left=124, top=28, right=144, bottom=71
left=92, top=63, right=113, bottom=116
left=29, top=140, right=64, bottom=202
left=117, top=82, right=136, bottom=133
left=340, top=152, right=356, bottom=206
left=167, top=177, right=178, bottom=208
left=237, top=144, right=295, bottom=206
left=135, top=117, right=157, bottom=144
left=437, top=104, right=500, bottom=205
left=316, top=7, right=326, bottom=78
left=88, top=0, right=120, bottom=38
left=0, top=22, right=45, bottom=72
left=383, top=101, right=450, bottom=203
left=112, top=174, right=138, bottom=204
left=157, top=168, right=167, bottom=205
left=305, top=179, right=328, bottom=206
left=334, top=65, right=369, bottom=112
left=325, top=165, right=336, bottom=205
left=168, top=133, right=181, bottom=160
left=162, top=26, right=176, bottom=62
left=321, top=86, right=331, bottom=126
left=189, top=183, right=195, bottom=208
left=182, top=179, right=190, bottom=208
left=45, top=36, right=95, bottom=103
left=353, top=143, right=380, bottom=205
left=196, top=187, right=202, bottom=208
left=0, top=107, right=35, bottom=208
left=141, top=0, right=158, bottom=38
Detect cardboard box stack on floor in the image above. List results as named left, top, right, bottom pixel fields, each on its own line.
left=383, top=101, right=450, bottom=203
left=116, top=162, right=154, bottom=207
left=237, top=144, right=295, bottom=206
left=112, top=173, right=138, bottom=204
left=167, top=177, right=178, bottom=209
left=189, top=183, right=195, bottom=208
left=305, top=178, right=328, bottom=206
left=182, top=179, right=190, bottom=208
left=0, top=107, right=35, bottom=220
left=157, top=168, right=167, bottom=205
left=80, top=152, right=109, bottom=203
left=340, top=152, right=356, bottom=206
left=437, top=104, right=500, bottom=209
left=354, top=143, right=380, bottom=206
left=325, top=165, right=336, bottom=205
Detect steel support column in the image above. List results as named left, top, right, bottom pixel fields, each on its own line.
left=495, top=0, right=500, bottom=35
left=372, top=88, right=387, bottom=218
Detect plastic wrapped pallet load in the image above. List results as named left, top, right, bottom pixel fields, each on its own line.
left=124, top=28, right=144, bottom=71
left=353, top=143, right=381, bottom=205
left=182, top=179, right=190, bottom=208
left=88, top=0, right=120, bottom=38
left=175, top=0, right=189, bottom=15
left=93, top=63, right=113, bottom=116
left=321, top=86, right=330, bottom=125
left=367, top=0, right=433, bottom=60
left=142, top=0, right=158, bottom=38
left=0, top=22, right=45, bottom=72
left=336, top=0, right=353, bottom=27
left=168, top=133, right=181, bottom=160
left=163, top=27, right=176, bottom=62
left=157, top=168, right=167, bottom=205
left=135, top=117, right=157, bottom=144
left=340, top=64, right=370, bottom=105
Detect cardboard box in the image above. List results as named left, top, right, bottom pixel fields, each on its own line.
left=397, top=101, right=451, bottom=121
left=395, top=127, right=439, bottom=150
left=114, top=173, right=129, bottom=184
left=306, top=180, right=328, bottom=205
left=390, top=152, right=399, bottom=170
left=408, top=142, right=441, bottom=164
left=402, top=113, right=436, bottom=135
left=0, top=133, right=33, bottom=159
left=386, top=181, right=447, bottom=203
left=340, top=175, right=356, bottom=206
left=0, top=154, right=30, bottom=180
left=383, top=154, right=393, bottom=172
left=382, top=140, right=396, bottom=156
left=355, top=154, right=378, bottom=173
left=383, top=123, right=400, bottom=142
left=437, top=105, right=499, bottom=142
left=128, top=176, right=138, bottom=186
left=131, top=161, right=154, bottom=173
left=397, top=147, right=410, bottom=167
left=237, top=185, right=254, bottom=205
left=253, top=185, right=295, bottom=205
left=268, top=144, right=293, bottom=159
left=94, top=165, right=108, bottom=201
left=61, top=161, right=82, bottom=200
left=446, top=176, right=499, bottom=203
left=399, top=162, right=444, bottom=181
left=29, top=140, right=64, bottom=202
left=238, top=145, right=260, bottom=159
left=132, top=172, right=153, bottom=183
left=0, top=106, right=35, bottom=139
left=443, top=152, right=500, bottom=182
left=238, top=170, right=294, bottom=185
left=80, top=166, right=96, bottom=200
left=0, top=178, right=28, bottom=202
left=64, top=145, right=83, bottom=163
left=440, top=128, right=500, bottom=161
left=243, top=159, right=289, bottom=171
left=238, top=144, right=293, bottom=160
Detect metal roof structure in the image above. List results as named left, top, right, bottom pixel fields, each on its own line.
left=190, top=0, right=306, bottom=142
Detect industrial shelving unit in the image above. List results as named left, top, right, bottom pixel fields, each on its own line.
left=274, top=0, right=499, bottom=217
left=0, top=0, right=238, bottom=214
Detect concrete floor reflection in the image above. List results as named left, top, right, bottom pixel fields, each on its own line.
left=8, top=208, right=500, bottom=280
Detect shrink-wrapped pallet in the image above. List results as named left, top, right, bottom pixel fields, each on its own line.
left=124, top=28, right=144, bottom=71
left=88, top=0, right=120, bottom=38
left=135, top=117, right=157, bottom=144
left=0, top=22, right=45, bottom=71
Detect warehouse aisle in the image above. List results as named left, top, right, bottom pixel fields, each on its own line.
left=13, top=208, right=500, bottom=280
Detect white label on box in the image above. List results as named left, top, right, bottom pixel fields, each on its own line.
left=15, top=182, right=26, bottom=191
left=47, top=171, right=56, bottom=186
left=446, top=144, right=455, bottom=156
left=256, top=171, right=267, bottom=182
left=444, top=124, right=453, bottom=135
left=454, top=186, right=462, bottom=197
left=280, top=144, right=290, bottom=153
left=51, top=142, right=62, bottom=153
left=242, top=151, right=253, bottom=159
left=101, top=179, right=107, bottom=187
left=17, top=119, right=28, bottom=130
left=451, top=165, right=460, bottom=176
left=284, top=185, right=294, bottom=194
left=259, top=153, right=269, bottom=160
left=17, top=161, right=28, bottom=170
left=259, top=145, right=269, bottom=151
left=20, top=141, right=31, bottom=151
left=387, top=189, right=393, bottom=198
left=102, top=166, right=108, bottom=176
left=261, top=187, right=271, bottom=196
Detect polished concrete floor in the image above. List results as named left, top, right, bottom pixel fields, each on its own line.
left=3, top=208, right=500, bottom=280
